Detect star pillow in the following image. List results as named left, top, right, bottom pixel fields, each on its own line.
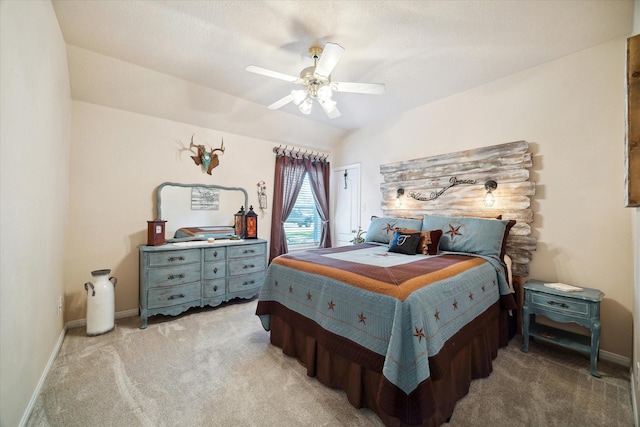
left=422, top=215, right=515, bottom=259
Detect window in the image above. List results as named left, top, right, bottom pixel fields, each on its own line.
left=284, top=174, right=321, bottom=249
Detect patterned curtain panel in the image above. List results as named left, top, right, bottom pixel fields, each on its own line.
left=269, top=154, right=331, bottom=262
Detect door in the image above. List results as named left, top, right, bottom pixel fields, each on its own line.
left=332, top=164, right=361, bottom=247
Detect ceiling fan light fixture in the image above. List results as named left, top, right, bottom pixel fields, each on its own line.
left=299, top=98, right=313, bottom=115
left=246, top=42, right=385, bottom=119
left=317, top=85, right=333, bottom=101
left=291, top=89, right=307, bottom=106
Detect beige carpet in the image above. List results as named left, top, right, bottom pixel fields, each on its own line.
left=26, top=299, right=633, bottom=427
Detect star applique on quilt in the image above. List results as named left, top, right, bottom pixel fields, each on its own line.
left=434, top=310, right=440, bottom=321
left=358, top=312, right=367, bottom=325
left=328, top=300, right=335, bottom=311
left=306, top=292, right=312, bottom=301
left=413, top=326, right=425, bottom=343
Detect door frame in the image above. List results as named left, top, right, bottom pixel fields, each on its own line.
left=331, top=163, right=361, bottom=247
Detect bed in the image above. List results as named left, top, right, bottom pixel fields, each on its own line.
left=256, top=215, right=518, bottom=426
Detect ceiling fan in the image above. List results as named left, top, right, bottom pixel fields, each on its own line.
left=246, top=43, right=385, bottom=119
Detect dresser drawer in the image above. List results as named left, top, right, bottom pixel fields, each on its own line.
left=203, top=279, right=225, bottom=299
left=530, top=292, right=591, bottom=319
left=148, top=249, right=200, bottom=267
left=147, top=282, right=201, bottom=309
left=147, top=263, right=201, bottom=288
left=204, top=247, right=226, bottom=261
left=228, top=256, right=266, bottom=276
left=228, top=272, right=265, bottom=294
left=228, top=243, right=266, bottom=259
left=204, top=261, right=226, bottom=280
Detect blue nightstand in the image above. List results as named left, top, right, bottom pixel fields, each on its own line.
left=522, top=279, right=604, bottom=377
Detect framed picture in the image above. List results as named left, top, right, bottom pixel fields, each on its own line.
left=191, top=187, right=220, bottom=210
left=626, top=34, right=639, bottom=207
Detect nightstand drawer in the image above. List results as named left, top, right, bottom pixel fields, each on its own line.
left=530, top=292, right=591, bottom=319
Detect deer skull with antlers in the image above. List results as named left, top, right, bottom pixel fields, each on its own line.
left=189, top=134, right=225, bottom=174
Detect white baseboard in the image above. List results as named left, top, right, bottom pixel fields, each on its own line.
left=65, top=308, right=139, bottom=330
left=20, top=309, right=139, bottom=425
left=632, top=369, right=639, bottom=427
left=600, top=348, right=631, bottom=368
left=19, top=327, right=66, bottom=427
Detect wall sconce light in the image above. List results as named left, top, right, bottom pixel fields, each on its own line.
left=396, top=188, right=405, bottom=208
left=484, top=180, right=497, bottom=207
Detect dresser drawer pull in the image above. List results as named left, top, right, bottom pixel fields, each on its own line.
left=243, top=249, right=256, bottom=254
left=243, top=280, right=255, bottom=286
left=243, top=264, right=255, bottom=269
left=547, top=300, right=569, bottom=309
left=167, top=256, right=185, bottom=262
left=167, top=273, right=185, bottom=280
left=213, top=251, right=218, bottom=258
left=213, top=267, right=218, bottom=274
left=213, top=285, right=218, bottom=292
left=168, top=293, right=185, bottom=300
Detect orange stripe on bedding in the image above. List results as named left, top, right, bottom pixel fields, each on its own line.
left=273, top=256, right=485, bottom=301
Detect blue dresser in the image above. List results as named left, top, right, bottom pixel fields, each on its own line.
left=139, top=239, right=267, bottom=328
left=522, top=279, right=604, bottom=377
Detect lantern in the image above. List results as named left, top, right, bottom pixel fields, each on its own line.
left=244, top=205, right=258, bottom=239
left=234, top=206, right=245, bottom=238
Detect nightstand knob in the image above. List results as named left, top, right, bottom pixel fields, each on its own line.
left=547, top=300, right=568, bottom=309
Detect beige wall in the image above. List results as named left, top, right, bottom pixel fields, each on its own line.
left=0, top=1, right=71, bottom=426
left=65, top=102, right=282, bottom=321
left=334, top=37, right=634, bottom=359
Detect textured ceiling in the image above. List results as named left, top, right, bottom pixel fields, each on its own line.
left=52, top=0, right=633, bottom=131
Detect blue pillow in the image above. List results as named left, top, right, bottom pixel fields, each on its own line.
left=421, top=215, right=515, bottom=259
left=364, top=217, right=423, bottom=244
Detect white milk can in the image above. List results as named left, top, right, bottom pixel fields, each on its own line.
left=84, top=269, right=117, bottom=336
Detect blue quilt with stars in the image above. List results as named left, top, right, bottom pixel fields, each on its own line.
left=256, top=243, right=510, bottom=396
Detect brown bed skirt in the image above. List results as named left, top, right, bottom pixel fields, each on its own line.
left=263, top=300, right=511, bottom=427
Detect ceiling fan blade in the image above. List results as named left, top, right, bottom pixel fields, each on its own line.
left=267, top=94, right=294, bottom=110
left=318, top=98, right=341, bottom=119
left=332, top=81, right=385, bottom=95
left=313, top=42, right=344, bottom=79
left=246, top=65, right=302, bottom=84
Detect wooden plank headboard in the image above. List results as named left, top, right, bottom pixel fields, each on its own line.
left=379, top=140, right=536, bottom=277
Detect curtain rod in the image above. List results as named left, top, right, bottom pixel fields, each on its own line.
left=273, top=145, right=329, bottom=162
